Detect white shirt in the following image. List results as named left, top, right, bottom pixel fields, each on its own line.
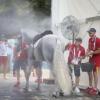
left=0, top=42, right=8, bottom=56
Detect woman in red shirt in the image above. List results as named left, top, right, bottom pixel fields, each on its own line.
left=13, top=36, right=28, bottom=87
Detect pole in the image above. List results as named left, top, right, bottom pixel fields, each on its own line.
left=72, top=32, right=75, bottom=44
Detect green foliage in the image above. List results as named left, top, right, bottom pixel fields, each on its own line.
left=0, top=0, right=12, bottom=13
left=27, top=0, right=51, bottom=15
left=0, top=0, right=51, bottom=16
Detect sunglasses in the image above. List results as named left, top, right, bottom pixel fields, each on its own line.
left=88, top=32, right=93, bottom=34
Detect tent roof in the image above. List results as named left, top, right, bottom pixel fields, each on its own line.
left=66, top=0, right=100, bottom=19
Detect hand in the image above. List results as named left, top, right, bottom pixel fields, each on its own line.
left=79, top=56, right=84, bottom=60
left=86, top=50, right=93, bottom=57
left=17, top=51, right=21, bottom=57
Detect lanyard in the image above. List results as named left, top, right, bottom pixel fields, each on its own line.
left=89, top=36, right=96, bottom=50
left=93, top=36, right=96, bottom=50
left=73, top=46, right=81, bottom=58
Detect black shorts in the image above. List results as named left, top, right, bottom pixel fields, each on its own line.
left=33, top=61, right=42, bottom=68
left=68, top=64, right=80, bottom=77
left=74, top=65, right=80, bottom=77
left=13, top=60, right=27, bottom=70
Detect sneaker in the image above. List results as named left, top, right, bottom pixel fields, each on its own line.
left=14, top=82, right=20, bottom=87
left=88, top=88, right=98, bottom=95
left=59, top=91, right=64, bottom=96
left=74, top=87, right=80, bottom=93
left=98, top=90, right=100, bottom=95
left=85, top=87, right=93, bottom=93
left=52, top=91, right=59, bottom=98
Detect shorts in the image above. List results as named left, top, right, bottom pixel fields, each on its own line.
left=74, top=65, right=80, bottom=77
left=68, top=64, right=80, bottom=77
left=0, top=56, right=8, bottom=66
left=33, top=61, right=42, bottom=68
left=13, top=60, right=27, bottom=70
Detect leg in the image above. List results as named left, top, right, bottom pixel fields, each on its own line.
left=14, top=69, right=20, bottom=87
left=74, top=65, right=80, bottom=93
left=14, top=61, right=20, bottom=87
left=13, top=61, right=16, bottom=77
left=3, top=56, right=8, bottom=79
left=88, top=67, right=99, bottom=95
left=35, top=66, right=42, bottom=90
left=88, top=72, right=93, bottom=87
left=75, top=76, right=80, bottom=87
left=74, top=66, right=80, bottom=87
left=24, top=66, right=31, bottom=90
left=68, top=64, right=74, bottom=85
left=32, top=67, right=36, bottom=77
left=93, top=70, right=98, bottom=89
left=3, top=63, right=7, bottom=79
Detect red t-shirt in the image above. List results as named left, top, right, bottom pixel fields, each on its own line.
left=88, top=37, right=100, bottom=67
left=19, top=43, right=28, bottom=60
left=14, top=42, right=28, bottom=60
left=68, top=44, right=85, bottom=64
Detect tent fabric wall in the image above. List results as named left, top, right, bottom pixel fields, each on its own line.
left=52, top=0, right=100, bottom=31
left=52, top=0, right=100, bottom=89
left=65, top=0, right=100, bottom=19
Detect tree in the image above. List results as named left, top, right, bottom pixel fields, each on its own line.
left=27, top=0, right=51, bottom=15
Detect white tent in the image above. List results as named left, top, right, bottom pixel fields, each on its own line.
left=52, top=0, right=100, bottom=88
left=52, top=0, right=100, bottom=26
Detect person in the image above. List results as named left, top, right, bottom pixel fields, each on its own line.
left=67, top=38, right=85, bottom=93
left=13, top=36, right=28, bottom=87
left=7, top=44, right=13, bottom=72
left=86, top=28, right=100, bottom=95
left=0, top=40, right=8, bottom=79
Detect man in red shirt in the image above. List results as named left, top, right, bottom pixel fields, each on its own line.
left=67, top=38, right=85, bottom=93
left=13, top=36, right=28, bottom=87
left=86, top=28, right=100, bottom=95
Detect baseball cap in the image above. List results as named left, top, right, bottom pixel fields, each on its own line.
left=87, top=28, right=96, bottom=33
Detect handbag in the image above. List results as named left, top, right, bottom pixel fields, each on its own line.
left=80, top=62, right=94, bottom=72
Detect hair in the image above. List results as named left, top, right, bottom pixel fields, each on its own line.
left=75, top=37, right=82, bottom=42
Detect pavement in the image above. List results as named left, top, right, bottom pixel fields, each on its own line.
left=0, top=73, right=100, bottom=100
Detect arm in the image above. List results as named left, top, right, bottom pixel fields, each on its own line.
left=13, top=47, right=17, bottom=60
left=85, top=49, right=100, bottom=57
left=87, top=38, right=100, bottom=56
left=79, top=47, right=85, bottom=60
left=80, top=55, right=85, bottom=59
left=91, top=48, right=100, bottom=55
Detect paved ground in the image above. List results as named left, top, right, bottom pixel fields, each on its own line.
left=0, top=74, right=100, bottom=100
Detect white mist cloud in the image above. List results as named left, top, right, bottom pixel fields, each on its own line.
left=0, top=0, right=51, bottom=38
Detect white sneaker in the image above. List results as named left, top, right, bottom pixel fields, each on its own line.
left=74, top=87, right=80, bottom=93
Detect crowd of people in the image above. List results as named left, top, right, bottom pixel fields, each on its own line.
left=66, top=28, right=100, bottom=95
left=0, top=28, right=100, bottom=96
